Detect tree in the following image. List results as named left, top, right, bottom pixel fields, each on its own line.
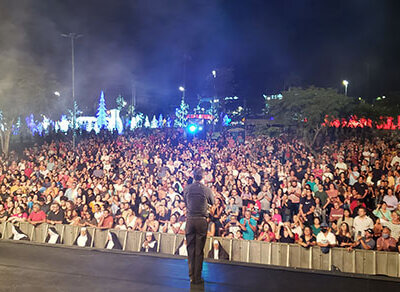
left=158, top=114, right=164, bottom=128
left=116, top=94, right=127, bottom=110
left=96, top=91, right=108, bottom=130
left=144, top=116, right=150, bottom=128
left=268, top=87, right=352, bottom=153
left=0, top=53, right=57, bottom=155
left=150, top=115, right=158, bottom=128
left=174, top=98, right=189, bottom=127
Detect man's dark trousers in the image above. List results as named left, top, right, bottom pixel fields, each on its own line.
left=185, top=217, right=207, bottom=282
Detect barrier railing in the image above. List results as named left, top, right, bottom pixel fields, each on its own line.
left=1, top=221, right=399, bottom=278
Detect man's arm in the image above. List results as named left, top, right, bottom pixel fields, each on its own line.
left=206, top=187, right=215, bottom=206
left=248, top=219, right=257, bottom=232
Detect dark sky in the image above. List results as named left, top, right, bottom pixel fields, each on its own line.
left=2, top=0, right=400, bottom=116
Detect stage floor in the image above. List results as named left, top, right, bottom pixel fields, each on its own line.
left=0, top=240, right=398, bottom=292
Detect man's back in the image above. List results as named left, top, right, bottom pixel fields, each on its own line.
left=184, top=182, right=214, bottom=218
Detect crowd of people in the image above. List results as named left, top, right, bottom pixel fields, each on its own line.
left=1, top=130, right=400, bottom=255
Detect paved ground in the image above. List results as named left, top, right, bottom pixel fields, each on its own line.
left=0, top=240, right=399, bottom=292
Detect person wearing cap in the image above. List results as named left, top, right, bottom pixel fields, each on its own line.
left=349, top=228, right=376, bottom=250
left=183, top=167, right=215, bottom=285
left=316, top=222, right=337, bottom=254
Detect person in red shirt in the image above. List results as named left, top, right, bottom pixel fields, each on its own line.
left=98, top=209, right=114, bottom=229
left=28, top=203, right=47, bottom=226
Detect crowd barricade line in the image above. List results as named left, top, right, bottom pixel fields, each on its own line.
left=90, top=228, right=96, bottom=247
left=1, top=222, right=6, bottom=239
left=137, top=231, right=143, bottom=252
left=229, top=239, right=233, bottom=261
left=291, top=244, right=301, bottom=269
left=157, top=233, right=162, bottom=253
left=122, top=230, right=128, bottom=251
left=331, top=248, right=343, bottom=272
left=159, top=233, right=176, bottom=255
left=352, top=250, right=357, bottom=273
left=0, top=221, right=400, bottom=277
left=308, top=246, right=313, bottom=269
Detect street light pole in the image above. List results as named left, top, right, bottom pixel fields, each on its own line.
left=179, top=86, right=185, bottom=101
left=62, top=33, right=82, bottom=149
left=212, top=70, right=217, bottom=133
left=342, top=80, right=349, bottom=96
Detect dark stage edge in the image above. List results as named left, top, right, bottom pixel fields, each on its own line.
left=0, top=241, right=398, bottom=292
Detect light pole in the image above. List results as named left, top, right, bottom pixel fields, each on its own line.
left=179, top=86, right=185, bottom=101
left=342, top=80, right=349, bottom=96
left=211, top=70, right=217, bottom=132
left=62, top=32, right=82, bottom=149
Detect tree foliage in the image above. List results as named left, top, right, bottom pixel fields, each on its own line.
left=0, top=53, right=57, bottom=155
left=268, top=87, right=352, bottom=151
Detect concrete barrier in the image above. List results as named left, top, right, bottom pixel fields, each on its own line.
left=0, top=221, right=399, bottom=278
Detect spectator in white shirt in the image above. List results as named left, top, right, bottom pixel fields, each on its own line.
left=353, top=207, right=374, bottom=239
left=335, top=157, right=348, bottom=174
left=383, top=189, right=399, bottom=211
left=390, top=151, right=400, bottom=167
left=316, top=223, right=337, bottom=254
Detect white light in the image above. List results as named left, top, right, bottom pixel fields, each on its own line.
left=54, top=91, right=60, bottom=96
left=212, top=70, right=217, bottom=78
left=382, top=95, right=386, bottom=99
left=179, top=86, right=185, bottom=92
left=342, top=80, right=349, bottom=86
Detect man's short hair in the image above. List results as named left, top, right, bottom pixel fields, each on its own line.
left=193, top=168, right=204, bottom=181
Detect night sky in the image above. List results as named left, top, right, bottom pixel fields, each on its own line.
left=1, top=0, right=400, bottom=116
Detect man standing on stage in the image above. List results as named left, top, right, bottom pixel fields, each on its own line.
left=184, top=168, right=215, bottom=285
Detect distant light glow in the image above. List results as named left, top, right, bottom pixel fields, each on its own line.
left=212, top=70, right=217, bottom=78
left=188, top=124, right=197, bottom=133
left=342, top=80, right=349, bottom=86
left=179, top=86, right=185, bottom=92
left=54, top=91, right=60, bottom=96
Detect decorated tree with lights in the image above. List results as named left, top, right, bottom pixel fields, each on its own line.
left=222, top=114, right=231, bottom=126
left=150, top=115, right=158, bottom=128
left=174, top=98, right=189, bottom=127
left=166, top=116, right=173, bottom=127
left=158, top=114, right=164, bottom=128
left=116, top=94, right=127, bottom=110
left=144, top=115, right=150, bottom=128
left=96, top=91, right=108, bottom=130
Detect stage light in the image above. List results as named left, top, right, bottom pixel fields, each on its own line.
left=188, top=124, right=197, bottom=133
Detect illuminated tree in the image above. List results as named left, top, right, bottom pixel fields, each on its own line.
left=174, top=98, right=189, bottom=127
left=144, top=116, right=150, bottom=128
left=151, top=115, right=158, bottom=128
left=96, top=91, right=108, bottom=130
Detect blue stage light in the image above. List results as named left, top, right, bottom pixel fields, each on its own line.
left=188, top=124, right=197, bottom=133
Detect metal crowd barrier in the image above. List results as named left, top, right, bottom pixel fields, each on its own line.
left=1, top=221, right=399, bottom=278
